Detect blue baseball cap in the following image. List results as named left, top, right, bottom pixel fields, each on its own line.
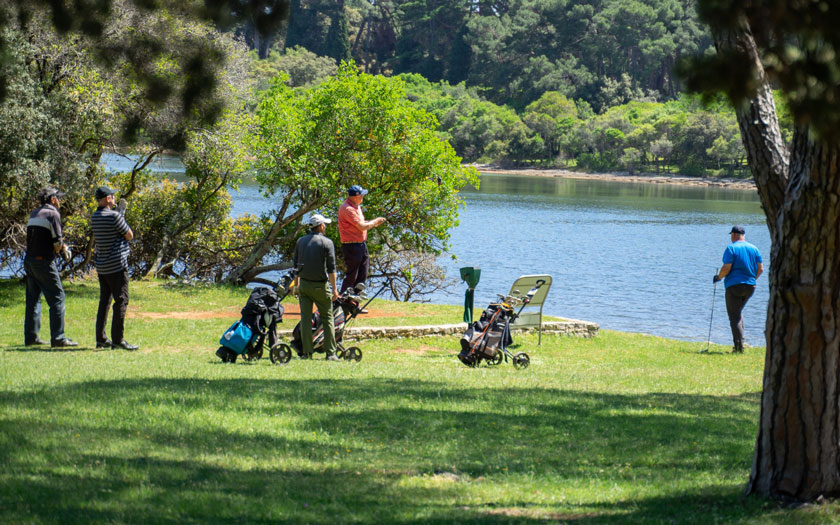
left=348, top=185, right=368, bottom=196
left=730, top=225, right=745, bottom=234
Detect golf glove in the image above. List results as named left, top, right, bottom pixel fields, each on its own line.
left=117, top=198, right=127, bottom=215
left=60, top=245, right=72, bottom=262
left=713, top=274, right=721, bottom=283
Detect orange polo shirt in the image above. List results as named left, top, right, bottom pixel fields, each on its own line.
left=338, top=199, right=366, bottom=243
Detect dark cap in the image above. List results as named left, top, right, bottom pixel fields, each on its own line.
left=95, top=186, right=115, bottom=200
left=730, top=225, right=745, bottom=235
left=347, top=185, right=368, bottom=196
left=38, top=187, right=65, bottom=204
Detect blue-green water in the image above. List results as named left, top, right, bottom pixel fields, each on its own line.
left=447, top=175, right=768, bottom=346
left=101, top=154, right=770, bottom=346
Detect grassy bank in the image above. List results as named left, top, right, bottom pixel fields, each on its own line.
left=0, top=279, right=835, bottom=523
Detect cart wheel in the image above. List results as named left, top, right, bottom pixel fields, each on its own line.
left=269, top=343, right=292, bottom=365
left=488, top=352, right=503, bottom=366
left=345, top=346, right=362, bottom=362
left=336, top=346, right=346, bottom=360
left=513, top=352, right=530, bottom=369
left=243, top=336, right=265, bottom=361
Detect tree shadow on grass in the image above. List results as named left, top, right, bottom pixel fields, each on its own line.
left=0, top=377, right=773, bottom=523
left=2, top=344, right=92, bottom=353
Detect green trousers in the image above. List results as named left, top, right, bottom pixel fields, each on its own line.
left=299, top=279, right=337, bottom=357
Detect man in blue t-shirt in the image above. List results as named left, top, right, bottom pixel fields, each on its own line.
left=713, top=225, right=764, bottom=353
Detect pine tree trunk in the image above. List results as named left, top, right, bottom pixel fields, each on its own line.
left=715, top=18, right=840, bottom=502
left=747, top=137, right=840, bottom=501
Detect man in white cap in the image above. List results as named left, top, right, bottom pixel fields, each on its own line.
left=291, top=213, right=340, bottom=360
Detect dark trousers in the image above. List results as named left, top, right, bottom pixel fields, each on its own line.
left=24, top=257, right=65, bottom=343
left=725, top=284, right=755, bottom=349
left=97, top=270, right=130, bottom=343
left=340, top=242, right=369, bottom=293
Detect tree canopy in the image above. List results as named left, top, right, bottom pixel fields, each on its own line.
left=227, top=62, right=479, bottom=284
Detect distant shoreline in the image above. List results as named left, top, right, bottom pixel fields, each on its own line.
left=468, top=164, right=757, bottom=190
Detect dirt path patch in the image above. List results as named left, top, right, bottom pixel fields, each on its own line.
left=391, top=344, right=440, bottom=356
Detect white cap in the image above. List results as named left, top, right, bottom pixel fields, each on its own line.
left=308, top=213, right=332, bottom=227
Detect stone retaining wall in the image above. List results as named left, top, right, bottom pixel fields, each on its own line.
left=276, top=320, right=598, bottom=341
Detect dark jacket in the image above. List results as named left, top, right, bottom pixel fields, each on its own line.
left=293, top=231, right=336, bottom=282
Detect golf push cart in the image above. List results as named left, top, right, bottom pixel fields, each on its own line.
left=286, top=281, right=388, bottom=362
left=458, top=279, right=547, bottom=369
left=216, top=269, right=299, bottom=364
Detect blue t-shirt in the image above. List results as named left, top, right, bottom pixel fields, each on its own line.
left=722, top=241, right=762, bottom=287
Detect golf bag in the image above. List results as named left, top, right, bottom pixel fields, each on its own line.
left=290, top=301, right=349, bottom=356
left=289, top=283, right=369, bottom=358
left=458, top=303, right=514, bottom=366
left=217, top=286, right=285, bottom=363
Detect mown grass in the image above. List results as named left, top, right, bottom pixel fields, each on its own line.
left=1, top=278, right=837, bottom=523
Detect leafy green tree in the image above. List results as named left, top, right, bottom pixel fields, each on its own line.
left=523, top=92, right=579, bottom=162
left=0, top=0, right=287, bottom=131
left=285, top=0, right=330, bottom=55
left=684, top=0, right=840, bottom=501
left=250, top=45, right=338, bottom=91
left=324, top=1, right=352, bottom=63
left=227, top=63, right=478, bottom=284
left=0, top=23, right=111, bottom=273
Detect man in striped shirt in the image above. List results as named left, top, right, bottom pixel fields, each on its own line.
left=91, top=186, right=138, bottom=350
left=24, top=187, right=78, bottom=347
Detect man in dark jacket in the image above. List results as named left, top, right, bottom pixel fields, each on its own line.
left=23, top=187, right=78, bottom=347
left=292, top=214, right=340, bottom=361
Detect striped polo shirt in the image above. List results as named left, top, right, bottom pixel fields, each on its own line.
left=26, top=204, right=63, bottom=260
left=91, top=207, right=131, bottom=274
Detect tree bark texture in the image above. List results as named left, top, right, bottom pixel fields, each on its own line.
left=748, top=136, right=840, bottom=501
left=716, top=20, right=840, bottom=502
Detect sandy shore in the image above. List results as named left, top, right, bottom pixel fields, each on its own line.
left=468, top=164, right=757, bottom=190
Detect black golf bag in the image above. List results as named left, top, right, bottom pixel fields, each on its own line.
left=289, top=284, right=368, bottom=358
left=458, top=303, right=514, bottom=366
left=290, top=301, right=348, bottom=356
left=217, top=286, right=285, bottom=363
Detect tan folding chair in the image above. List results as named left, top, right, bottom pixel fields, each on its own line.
left=508, top=274, right=552, bottom=345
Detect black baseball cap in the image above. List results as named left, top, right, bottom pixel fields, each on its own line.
left=95, top=186, right=115, bottom=200
left=38, top=187, right=65, bottom=203
left=730, top=225, right=745, bottom=234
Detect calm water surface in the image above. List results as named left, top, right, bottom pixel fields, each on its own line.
left=101, top=154, right=770, bottom=346
left=444, top=175, right=769, bottom=346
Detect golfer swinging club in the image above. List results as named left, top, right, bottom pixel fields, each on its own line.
left=713, top=225, right=763, bottom=353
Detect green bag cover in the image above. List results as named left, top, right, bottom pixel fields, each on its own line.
left=459, top=267, right=481, bottom=324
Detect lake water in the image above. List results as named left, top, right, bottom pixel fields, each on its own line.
left=100, top=153, right=770, bottom=346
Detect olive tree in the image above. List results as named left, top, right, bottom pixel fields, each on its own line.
left=227, top=62, right=479, bottom=284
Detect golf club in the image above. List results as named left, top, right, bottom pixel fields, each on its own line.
left=702, top=267, right=719, bottom=353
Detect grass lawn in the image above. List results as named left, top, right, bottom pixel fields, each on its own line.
left=1, top=279, right=837, bottom=523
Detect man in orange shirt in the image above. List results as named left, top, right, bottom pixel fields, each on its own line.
left=337, top=185, right=386, bottom=294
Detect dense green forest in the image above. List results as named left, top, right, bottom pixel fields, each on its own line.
left=238, top=0, right=790, bottom=176
left=0, top=0, right=776, bottom=283
left=245, top=0, right=711, bottom=109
